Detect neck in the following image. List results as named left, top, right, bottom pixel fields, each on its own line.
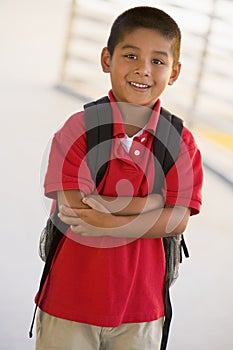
left=117, top=103, right=152, bottom=136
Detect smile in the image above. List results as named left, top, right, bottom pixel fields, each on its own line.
left=129, top=82, right=151, bottom=89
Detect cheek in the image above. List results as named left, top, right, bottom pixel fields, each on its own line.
left=157, top=70, right=172, bottom=85
left=110, top=70, right=127, bottom=87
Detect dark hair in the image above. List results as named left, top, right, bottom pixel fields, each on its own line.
left=107, top=6, right=181, bottom=65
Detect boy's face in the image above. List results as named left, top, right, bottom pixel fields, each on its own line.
left=101, top=28, right=181, bottom=108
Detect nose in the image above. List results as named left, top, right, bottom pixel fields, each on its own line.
left=134, top=59, right=151, bottom=76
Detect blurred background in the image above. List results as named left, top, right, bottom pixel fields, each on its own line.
left=0, top=0, right=232, bottom=349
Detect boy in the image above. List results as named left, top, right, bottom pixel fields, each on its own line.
left=36, top=6, right=203, bottom=350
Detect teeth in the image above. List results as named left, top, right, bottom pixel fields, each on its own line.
left=130, top=82, right=149, bottom=88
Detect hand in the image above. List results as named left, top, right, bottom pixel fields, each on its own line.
left=82, top=196, right=110, bottom=214
left=58, top=198, right=117, bottom=236
left=83, top=193, right=164, bottom=216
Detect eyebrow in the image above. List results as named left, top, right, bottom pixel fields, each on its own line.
left=121, top=45, right=168, bottom=57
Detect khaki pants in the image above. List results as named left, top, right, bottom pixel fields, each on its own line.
left=36, top=309, right=163, bottom=350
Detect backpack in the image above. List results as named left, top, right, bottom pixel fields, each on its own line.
left=30, top=96, right=189, bottom=350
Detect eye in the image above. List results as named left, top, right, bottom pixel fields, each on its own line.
left=152, top=59, right=163, bottom=65
left=124, top=54, right=137, bottom=60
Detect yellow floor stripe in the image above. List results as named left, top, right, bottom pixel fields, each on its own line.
left=196, top=128, right=233, bottom=152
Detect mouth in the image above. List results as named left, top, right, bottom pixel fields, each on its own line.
left=129, top=81, right=151, bottom=89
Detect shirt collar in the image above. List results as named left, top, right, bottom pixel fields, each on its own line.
left=108, top=90, right=161, bottom=137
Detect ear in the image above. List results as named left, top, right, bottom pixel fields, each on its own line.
left=168, top=62, right=181, bottom=85
left=101, top=47, right=111, bottom=73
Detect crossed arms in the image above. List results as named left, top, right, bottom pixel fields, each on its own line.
left=57, top=190, right=190, bottom=239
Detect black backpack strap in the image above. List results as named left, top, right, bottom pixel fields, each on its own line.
left=180, top=235, right=190, bottom=262
left=153, top=107, right=183, bottom=193
left=84, top=96, right=113, bottom=188
left=29, top=203, right=69, bottom=338
left=153, top=107, right=183, bottom=350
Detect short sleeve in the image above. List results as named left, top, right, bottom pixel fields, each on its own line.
left=44, top=112, right=95, bottom=199
left=163, top=127, right=203, bottom=215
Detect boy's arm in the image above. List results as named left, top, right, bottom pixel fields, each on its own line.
left=57, top=190, right=89, bottom=210
left=85, top=193, right=164, bottom=214
left=58, top=195, right=190, bottom=239
left=57, top=190, right=164, bottom=216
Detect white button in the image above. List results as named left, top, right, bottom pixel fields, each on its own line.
left=141, top=137, right=146, bottom=142
left=134, top=150, right=140, bottom=156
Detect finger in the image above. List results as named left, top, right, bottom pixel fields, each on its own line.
left=58, top=213, right=82, bottom=226
left=70, top=226, right=100, bottom=236
left=70, top=224, right=104, bottom=237
left=80, top=232, right=105, bottom=237
left=82, top=197, right=110, bottom=213
left=59, top=205, right=78, bottom=217
left=70, top=225, right=83, bottom=234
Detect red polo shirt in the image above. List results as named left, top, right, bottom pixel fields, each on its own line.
left=38, top=91, right=203, bottom=326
